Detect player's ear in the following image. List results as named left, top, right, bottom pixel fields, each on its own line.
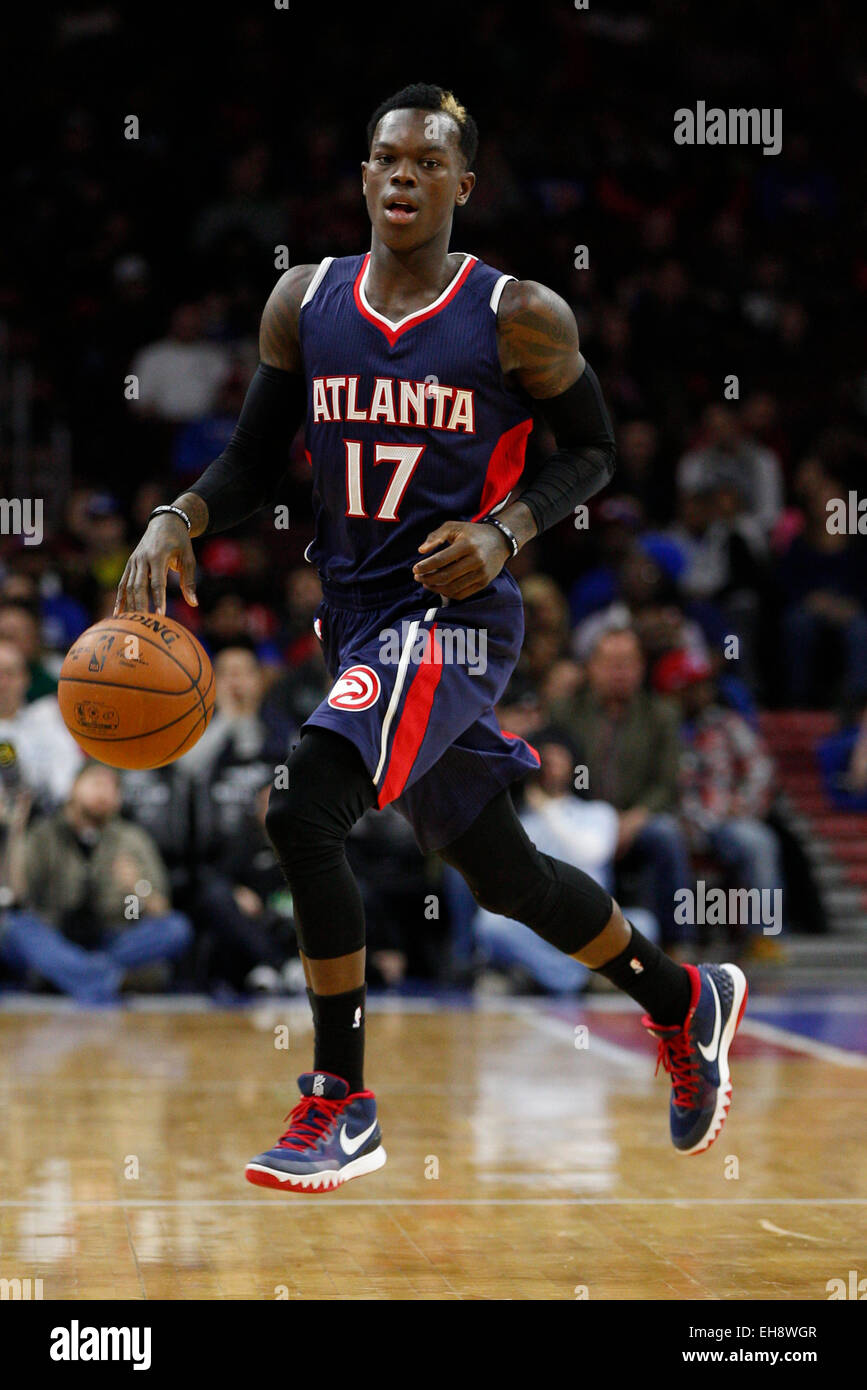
left=455, top=171, right=475, bottom=206
left=361, top=160, right=368, bottom=193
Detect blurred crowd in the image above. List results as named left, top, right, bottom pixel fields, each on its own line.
left=1, top=4, right=865, bottom=997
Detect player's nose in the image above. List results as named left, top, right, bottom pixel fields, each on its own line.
left=389, top=162, right=417, bottom=186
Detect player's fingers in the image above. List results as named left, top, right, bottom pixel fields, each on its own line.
left=179, top=546, right=198, bottom=607
left=149, top=559, right=167, bottom=616
left=124, top=558, right=144, bottom=614
left=413, top=538, right=470, bottom=576
left=114, top=561, right=132, bottom=616
left=417, top=557, right=479, bottom=589
left=417, top=522, right=460, bottom=553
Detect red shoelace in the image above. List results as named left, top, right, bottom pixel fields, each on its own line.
left=277, top=1096, right=344, bottom=1151
left=652, top=1028, right=701, bottom=1108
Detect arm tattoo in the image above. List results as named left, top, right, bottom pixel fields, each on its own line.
left=258, top=264, right=319, bottom=373
left=496, top=279, right=582, bottom=398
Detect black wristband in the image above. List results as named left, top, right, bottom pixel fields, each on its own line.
left=483, top=515, right=519, bottom=557
left=149, top=504, right=192, bottom=531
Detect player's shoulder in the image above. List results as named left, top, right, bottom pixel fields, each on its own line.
left=266, top=263, right=323, bottom=317
left=494, top=278, right=580, bottom=383
left=495, top=277, right=576, bottom=332
left=259, top=263, right=322, bottom=372
left=260, top=256, right=365, bottom=370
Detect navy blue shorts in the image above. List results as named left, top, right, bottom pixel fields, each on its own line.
left=303, top=569, right=540, bottom=853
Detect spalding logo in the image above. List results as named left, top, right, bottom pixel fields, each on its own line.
left=327, top=665, right=381, bottom=711
left=75, top=700, right=119, bottom=731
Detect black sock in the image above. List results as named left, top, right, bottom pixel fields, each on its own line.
left=307, top=984, right=366, bottom=1093
left=595, top=924, right=692, bottom=1026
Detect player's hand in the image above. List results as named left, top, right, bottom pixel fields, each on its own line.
left=114, top=514, right=198, bottom=617
left=413, top=521, right=511, bottom=600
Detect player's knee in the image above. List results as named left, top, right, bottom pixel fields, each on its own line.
left=265, top=739, right=364, bottom=882
left=264, top=781, right=338, bottom=876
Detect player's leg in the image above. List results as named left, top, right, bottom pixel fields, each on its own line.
left=244, top=726, right=386, bottom=1192
left=439, top=789, right=747, bottom=1155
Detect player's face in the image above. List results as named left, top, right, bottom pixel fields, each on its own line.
left=362, top=108, right=474, bottom=249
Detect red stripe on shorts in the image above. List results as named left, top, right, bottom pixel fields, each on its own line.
left=377, top=626, right=444, bottom=807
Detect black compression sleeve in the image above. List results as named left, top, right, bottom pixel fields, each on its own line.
left=518, top=362, right=616, bottom=535
left=189, top=363, right=307, bottom=535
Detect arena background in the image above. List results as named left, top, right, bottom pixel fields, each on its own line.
left=0, top=0, right=866, bottom=1313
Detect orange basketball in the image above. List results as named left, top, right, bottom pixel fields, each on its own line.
left=58, top=613, right=216, bottom=770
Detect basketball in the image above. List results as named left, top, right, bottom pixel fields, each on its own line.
left=57, top=613, right=215, bottom=769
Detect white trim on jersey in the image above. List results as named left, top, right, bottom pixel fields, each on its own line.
left=358, top=253, right=476, bottom=332
left=372, top=605, right=440, bottom=786
left=489, top=273, right=516, bottom=315
left=300, top=257, right=335, bottom=307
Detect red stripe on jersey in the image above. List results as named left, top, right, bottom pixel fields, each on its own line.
left=501, top=728, right=542, bottom=764
left=472, top=417, right=534, bottom=520
left=377, top=626, right=444, bottom=807
left=353, top=253, right=478, bottom=347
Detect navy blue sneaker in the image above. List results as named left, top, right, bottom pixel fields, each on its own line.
left=245, top=1072, right=386, bottom=1193
left=643, top=962, right=748, bottom=1156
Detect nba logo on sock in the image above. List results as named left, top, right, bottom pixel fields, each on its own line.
left=629, top=957, right=644, bottom=974
left=352, top=1007, right=362, bottom=1029
left=312, top=1074, right=326, bottom=1095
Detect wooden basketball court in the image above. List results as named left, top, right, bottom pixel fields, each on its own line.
left=0, top=996, right=864, bottom=1300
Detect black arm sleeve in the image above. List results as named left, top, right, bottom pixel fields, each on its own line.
left=517, top=362, right=616, bottom=535
left=188, top=363, right=307, bottom=535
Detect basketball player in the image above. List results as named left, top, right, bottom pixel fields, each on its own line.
left=116, top=85, right=747, bottom=1191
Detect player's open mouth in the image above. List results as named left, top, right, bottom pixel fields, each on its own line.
left=384, top=200, right=418, bottom=224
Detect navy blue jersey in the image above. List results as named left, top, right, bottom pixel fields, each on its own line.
left=298, top=251, right=535, bottom=599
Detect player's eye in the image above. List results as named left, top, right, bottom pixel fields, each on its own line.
left=421, top=160, right=440, bottom=169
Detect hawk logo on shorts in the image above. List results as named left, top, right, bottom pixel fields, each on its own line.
left=327, top=665, right=381, bottom=711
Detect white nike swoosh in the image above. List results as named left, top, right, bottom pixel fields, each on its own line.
left=339, top=1119, right=378, bottom=1156
left=697, top=977, right=722, bottom=1062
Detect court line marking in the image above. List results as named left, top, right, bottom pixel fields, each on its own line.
left=739, top=1018, right=867, bottom=1069
left=759, top=1219, right=829, bottom=1243
left=519, top=1010, right=652, bottom=1074
left=529, top=1000, right=867, bottom=1072
left=0, top=1198, right=864, bottom=1208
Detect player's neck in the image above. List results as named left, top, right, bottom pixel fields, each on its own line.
left=365, top=234, right=459, bottom=312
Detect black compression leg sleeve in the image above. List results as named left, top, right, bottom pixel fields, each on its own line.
left=439, top=789, right=614, bottom=953
left=264, top=727, right=376, bottom=960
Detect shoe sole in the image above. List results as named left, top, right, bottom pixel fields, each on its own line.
left=244, top=1144, right=387, bottom=1194
left=680, top=964, right=749, bottom=1157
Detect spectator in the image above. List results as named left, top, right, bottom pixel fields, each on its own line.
left=129, top=302, right=231, bottom=424
left=676, top=403, right=784, bottom=536
left=0, top=640, right=84, bottom=810
left=1, top=763, right=192, bottom=1002
left=463, top=732, right=658, bottom=993
left=551, top=627, right=692, bottom=950
left=0, top=602, right=59, bottom=701
left=776, top=458, right=867, bottom=708
left=653, top=649, right=784, bottom=953
left=193, top=781, right=302, bottom=995
left=184, top=645, right=285, bottom=862
left=662, top=468, right=769, bottom=688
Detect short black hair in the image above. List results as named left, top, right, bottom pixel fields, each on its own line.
left=366, top=83, right=478, bottom=168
